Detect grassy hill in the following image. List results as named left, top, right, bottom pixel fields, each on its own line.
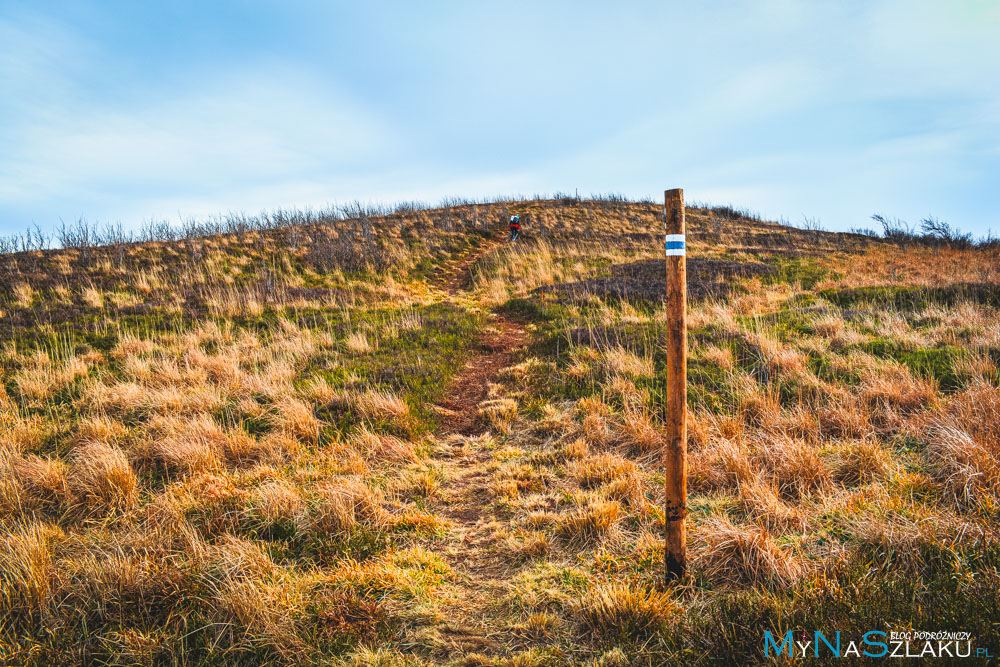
left=2, top=197, right=999, bottom=664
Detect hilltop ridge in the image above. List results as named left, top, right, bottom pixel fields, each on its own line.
left=2, top=196, right=999, bottom=665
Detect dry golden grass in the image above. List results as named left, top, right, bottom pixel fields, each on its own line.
left=617, top=407, right=663, bottom=455
left=576, top=584, right=678, bottom=641
left=509, top=531, right=549, bottom=560
left=600, top=474, right=647, bottom=509
left=491, top=477, right=521, bottom=501
left=572, top=453, right=638, bottom=489
left=301, top=478, right=388, bottom=536
left=301, top=376, right=338, bottom=404
left=14, top=352, right=91, bottom=402
left=10, top=454, right=71, bottom=515
left=0, top=522, right=57, bottom=619
left=74, top=415, right=129, bottom=445
left=478, top=397, right=518, bottom=434
left=12, top=282, right=34, bottom=308
left=561, top=437, right=589, bottom=461
left=835, top=244, right=1000, bottom=288
left=600, top=346, right=654, bottom=378
left=270, top=397, right=321, bottom=443
left=396, top=466, right=441, bottom=499
left=0, top=454, right=22, bottom=524
left=556, top=499, right=621, bottom=545
left=737, top=476, right=806, bottom=533
left=860, top=360, right=935, bottom=415
left=695, top=516, right=804, bottom=587
left=831, top=439, right=896, bottom=485
left=345, top=330, right=373, bottom=355
left=689, top=436, right=754, bottom=492
left=517, top=610, right=560, bottom=640
left=81, top=285, right=105, bottom=309
left=737, top=380, right=783, bottom=428
left=350, top=427, right=416, bottom=462
left=146, top=414, right=224, bottom=474
left=915, top=381, right=1000, bottom=509
left=253, top=481, right=303, bottom=525
left=0, top=414, right=49, bottom=453
left=68, top=442, right=138, bottom=513
left=760, top=436, right=832, bottom=499
left=353, top=388, right=410, bottom=421
left=698, top=343, right=734, bottom=370
left=2, top=198, right=998, bottom=663
left=817, top=396, right=873, bottom=439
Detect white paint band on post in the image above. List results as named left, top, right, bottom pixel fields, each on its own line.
left=665, top=234, right=686, bottom=256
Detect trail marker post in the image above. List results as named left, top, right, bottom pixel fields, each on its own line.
left=663, top=188, right=687, bottom=580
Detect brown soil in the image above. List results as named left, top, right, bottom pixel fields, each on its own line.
left=436, top=316, right=526, bottom=436
left=433, top=235, right=527, bottom=435
left=432, top=238, right=498, bottom=294
left=422, top=237, right=530, bottom=655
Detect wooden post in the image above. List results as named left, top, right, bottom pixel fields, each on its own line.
left=663, top=188, right=687, bottom=580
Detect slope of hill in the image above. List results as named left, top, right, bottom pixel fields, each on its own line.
left=2, top=198, right=999, bottom=664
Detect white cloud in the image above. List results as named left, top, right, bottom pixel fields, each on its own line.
left=1, top=2, right=997, bottom=235
left=1, top=66, right=398, bottom=205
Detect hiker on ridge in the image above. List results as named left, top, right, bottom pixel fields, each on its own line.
left=509, top=213, right=521, bottom=241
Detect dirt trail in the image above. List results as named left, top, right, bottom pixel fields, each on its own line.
left=433, top=236, right=522, bottom=437
left=432, top=238, right=496, bottom=296
left=425, top=239, right=529, bottom=655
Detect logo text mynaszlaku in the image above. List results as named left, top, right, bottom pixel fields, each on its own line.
left=764, top=631, right=991, bottom=659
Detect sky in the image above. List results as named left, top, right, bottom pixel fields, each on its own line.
left=1, top=0, right=998, bottom=238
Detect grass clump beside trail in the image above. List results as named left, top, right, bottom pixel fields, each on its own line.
left=2, top=196, right=1000, bottom=664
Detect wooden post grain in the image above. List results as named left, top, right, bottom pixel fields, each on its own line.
left=663, top=188, right=687, bottom=580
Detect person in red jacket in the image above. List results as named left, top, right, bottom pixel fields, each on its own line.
left=509, top=213, right=521, bottom=241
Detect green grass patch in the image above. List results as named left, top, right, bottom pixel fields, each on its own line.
left=762, top=257, right=830, bottom=289
left=807, top=350, right=861, bottom=386
left=307, top=302, right=482, bottom=439
left=745, top=309, right=818, bottom=341
left=852, top=338, right=970, bottom=390
left=821, top=283, right=1000, bottom=311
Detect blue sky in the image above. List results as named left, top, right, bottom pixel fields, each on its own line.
left=2, top=1, right=998, bottom=237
